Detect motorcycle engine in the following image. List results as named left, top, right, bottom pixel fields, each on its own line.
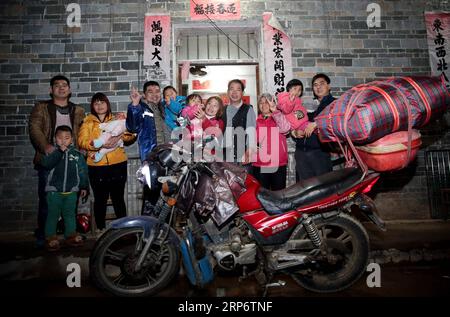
left=207, top=222, right=257, bottom=271
left=214, top=243, right=257, bottom=271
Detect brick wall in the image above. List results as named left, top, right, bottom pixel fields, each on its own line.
left=0, top=0, right=449, bottom=231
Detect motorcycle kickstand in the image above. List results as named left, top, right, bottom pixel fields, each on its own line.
left=261, top=273, right=286, bottom=297
left=263, top=280, right=287, bottom=297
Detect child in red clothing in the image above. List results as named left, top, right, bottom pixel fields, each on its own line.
left=181, top=94, right=225, bottom=140
left=276, top=79, right=310, bottom=134
left=199, top=96, right=225, bottom=138
left=182, top=96, right=225, bottom=161
left=200, top=96, right=224, bottom=161
left=180, top=93, right=204, bottom=139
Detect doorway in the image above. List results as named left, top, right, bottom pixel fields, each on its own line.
left=172, top=21, right=263, bottom=105
left=178, top=63, right=259, bottom=106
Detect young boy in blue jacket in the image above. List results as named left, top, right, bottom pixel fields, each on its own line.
left=162, top=85, right=186, bottom=131
left=40, top=125, right=89, bottom=251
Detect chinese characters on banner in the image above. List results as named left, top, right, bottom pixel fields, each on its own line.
left=190, top=0, right=240, bottom=21
left=144, top=14, right=171, bottom=80
left=425, top=12, right=450, bottom=88
left=263, top=12, right=293, bottom=96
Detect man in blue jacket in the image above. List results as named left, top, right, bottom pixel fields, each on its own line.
left=126, top=81, right=168, bottom=214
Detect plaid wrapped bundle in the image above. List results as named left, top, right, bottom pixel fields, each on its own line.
left=315, top=76, right=450, bottom=145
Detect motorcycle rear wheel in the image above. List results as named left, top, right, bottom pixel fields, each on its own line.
left=90, top=227, right=180, bottom=297
left=290, top=213, right=369, bottom=293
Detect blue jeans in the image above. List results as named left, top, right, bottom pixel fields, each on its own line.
left=36, top=166, right=49, bottom=240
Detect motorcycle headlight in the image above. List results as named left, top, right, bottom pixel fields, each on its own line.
left=136, top=161, right=166, bottom=189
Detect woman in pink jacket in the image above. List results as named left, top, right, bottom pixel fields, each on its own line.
left=252, top=93, right=291, bottom=190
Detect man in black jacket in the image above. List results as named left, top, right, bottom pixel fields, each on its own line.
left=292, top=73, right=335, bottom=181
left=222, top=79, right=256, bottom=170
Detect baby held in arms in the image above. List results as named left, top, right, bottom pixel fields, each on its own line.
left=90, top=112, right=127, bottom=162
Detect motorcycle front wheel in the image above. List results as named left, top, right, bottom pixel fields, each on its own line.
left=89, top=227, right=180, bottom=297
left=290, top=213, right=369, bottom=293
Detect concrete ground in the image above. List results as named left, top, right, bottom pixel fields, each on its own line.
left=1, top=220, right=450, bottom=297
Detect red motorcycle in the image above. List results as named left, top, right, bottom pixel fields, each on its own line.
left=89, top=144, right=385, bottom=296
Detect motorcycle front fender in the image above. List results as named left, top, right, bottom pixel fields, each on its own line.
left=109, top=216, right=180, bottom=244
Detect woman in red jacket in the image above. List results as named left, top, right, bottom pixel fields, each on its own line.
left=252, top=93, right=291, bottom=190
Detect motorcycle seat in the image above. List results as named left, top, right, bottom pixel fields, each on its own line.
left=257, top=167, right=363, bottom=215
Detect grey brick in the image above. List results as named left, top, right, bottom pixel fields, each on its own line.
left=336, top=59, right=353, bottom=66
left=51, top=43, right=65, bottom=54
left=102, top=62, right=121, bottom=71
left=304, top=38, right=329, bottom=49
left=400, top=39, right=419, bottom=49
left=350, top=21, right=369, bottom=30
left=31, top=43, right=52, bottom=54
left=27, top=83, right=48, bottom=95
left=82, top=63, right=101, bottom=72
left=383, top=40, right=401, bottom=48
left=42, top=64, right=61, bottom=72
left=91, top=82, right=110, bottom=92
left=91, top=23, right=111, bottom=33
left=411, top=58, right=429, bottom=67
left=27, top=6, right=44, bottom=15
left=113, top=23, right=131, bottom=32
left=126, top=42, right=141, bottom=50
left=111, top=82, right=129, bottom=91
left=106, top=42, right=125, bottom=51
left=297, top=59, right=315, bottom=67
left=291, top=20, right=312, bottom=30
left=9, top=85, right=28, bottom=94
left=374, top=58, right=394, bottom=67
left=0, top=44, right=11, bottom=54
left=0, top=84, right=8, bottom=94
left=331, top=21, right=350, bottom=29
left=6, top=126, right=25, bottom=136
left=121, top=61, right=139, bottom=70
left=11, top=45, right=31, bottom=54
left=86, top=42, right=106, bottom=52
left=167, top=3, right=188, bottom=11
left=62, top=64, right=81, bottom=72
left=1, top=64, right=20, bottom=73
left=363, top=40, right=382, bottom=48
left=66, top=44, right=85, bottom=52
left=389, top=57, right=410, bottom=67
left=353, top=58, right=373, bottom=67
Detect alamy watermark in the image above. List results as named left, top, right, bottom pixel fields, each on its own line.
left=66, top=263, right=81, bottom=288
left=66, top=3, right=81, bottom=28
left=367, top=3, right=381, bottom=28
left=366, top=262, right=381, bottom=288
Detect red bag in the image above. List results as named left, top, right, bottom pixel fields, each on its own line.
left=316, top=76, right=449, bottom=145
left=355, top=130, right=422, bottom=172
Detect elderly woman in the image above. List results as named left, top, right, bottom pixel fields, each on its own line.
left=252, top=93, right=291, bottom=190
